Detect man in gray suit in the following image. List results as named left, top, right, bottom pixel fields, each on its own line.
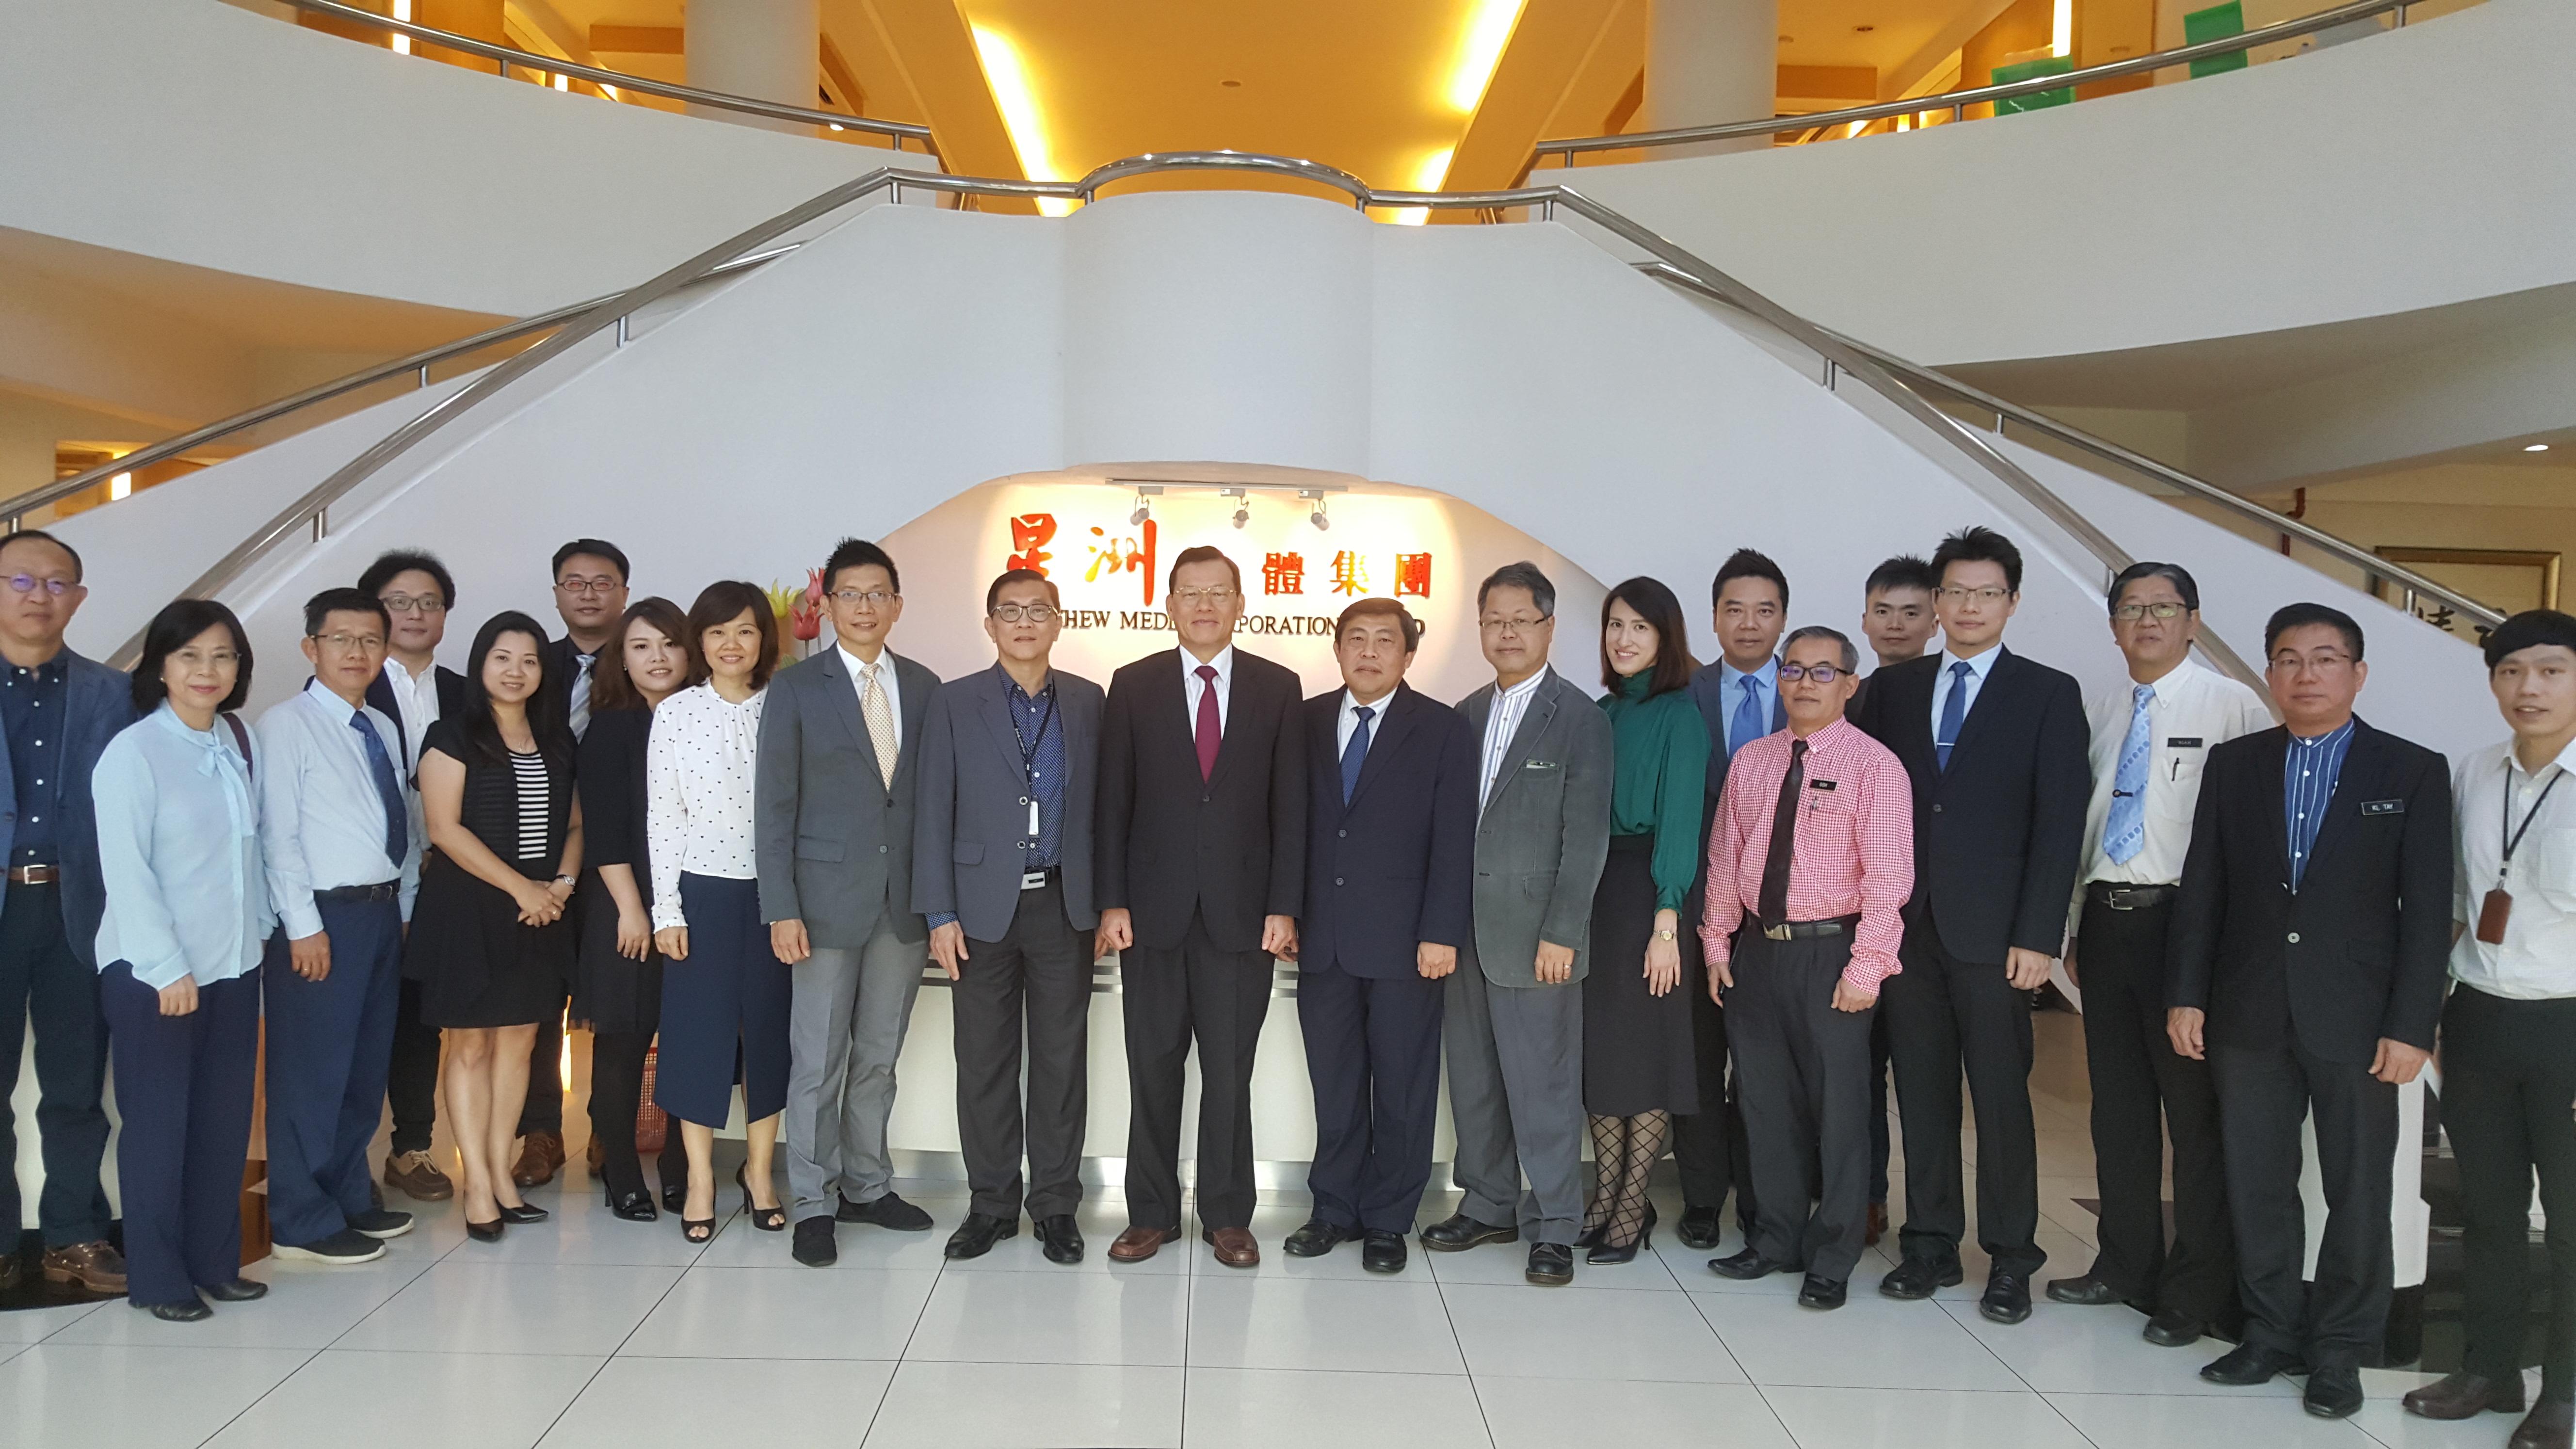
left=914, top=569, right=1102, bottom=1265
left=758, top=538, right=943, bottom=1268
left=1419, top=562, right=1613, bottom=1286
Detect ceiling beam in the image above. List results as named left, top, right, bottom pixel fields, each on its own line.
left=588, top=23, right=683, bottom=55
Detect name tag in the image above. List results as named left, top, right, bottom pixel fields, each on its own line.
left=1522, top=759, right=1558, bottom=771
left=1807, top=778, right=1837, bottom=791
left=2362, top=799, right=2405, bottom=817
left=2166, top=736, right=2203, bottom=748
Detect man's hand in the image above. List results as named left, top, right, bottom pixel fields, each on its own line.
left=1831, top=979, right=1878, bottom=1013
left=2372, top=1037, right=2431, bottom=1085
left=656, top=925, right=690, bottom=962
left=1098, top=908, right=1134, bottom=953
left=2004, top=946, right=2054, bottom=991
left=1417, top=942, right=1457, bottom=980
left=1262, top=915, right=1298, bottom=959
left=1534, top=940, right=1575, bottom=985
left=158, top=976, right=200, bottom=1017
left=929, top=921, right=968, bottom=981
left=289, top=931, right=331, bottom=982
left=2062, top=936, right=2079, bottom=989
left=1707, top=950, right=1733, bottom=998
left=770, top=918, right=811, bottom=966
left=2167, top=1006, right=2206, bottom=1060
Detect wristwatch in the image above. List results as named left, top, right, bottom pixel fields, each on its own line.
left=551, top=874, right=576, bottom=888
left=1654, top=928, right=1677, bottom=942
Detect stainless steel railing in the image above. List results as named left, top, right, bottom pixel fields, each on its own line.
left=1529, top=0, right=2427, bottom=169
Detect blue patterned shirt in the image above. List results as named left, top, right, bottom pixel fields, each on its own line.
left=1, top=655, right=68, bottom=866
left=2284, top=718, right=2357, bottom=892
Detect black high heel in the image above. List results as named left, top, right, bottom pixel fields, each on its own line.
left=496, top=1202, right=549, bottom=1225
left=682, top=1217, right=715, bottom=1244
left=1586, top=1204, right=1656, bottom=1265
left=737, top=1166, right=786, bottom=1232
left=467, top=1219, right=505, bottom=1243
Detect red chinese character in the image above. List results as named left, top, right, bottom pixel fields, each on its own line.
left=1393, top=552, right=1432, bottom=599
left=1263, top=551, right=1306, bottom=596
left=1007, top=514, right=1057, bottom=576
left=1329, top=551, right=1369, bottom=596
left=1084, top=519, right=1159, bottom=606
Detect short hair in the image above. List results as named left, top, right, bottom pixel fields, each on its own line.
left=1335, top=597, right=1422, bottom=653
left=0, top=530, right=83, bottom=584
left=303, top=586, right=388, bottom=638
left=451, top=611, right=570, bottom=767
left=357, top=548, right=456, bottom=607
left=1477, top=561, right=1556, bottom=618
left=1782, top=624, right=1859, bottom=674
left=1931, top=525, right=2024, bottom=594
left=824, top=537, right=902, bottom=596
left=130, top=599, right=253, bottom=714
left=1864, top=555, right=1937, bottom=597
left=1712, top=548, right=1788, bottom=612
left=2264, top=602, right=2365, bottom=661
left=2484, top=609, right=2576, bottom=669
left=1166, top=545, right=1241, bottom=594
left=2107, top=561, right=2200, bottom=613
left=552, top=538, right=630, bottom=583
left=984, top=568, right=1060, bottom=612
left=587, top=596, right=692, bottom=714
left=1600, top=576, right=1696, bottom=697
left=686, top=580, right=781, bottom=691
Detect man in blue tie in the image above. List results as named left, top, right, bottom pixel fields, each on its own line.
left=1676, top=549, right=1791, bottom=1251
left=256, top=588, right=423, bottom=1264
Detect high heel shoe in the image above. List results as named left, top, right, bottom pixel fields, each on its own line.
left=736, top=1166, right=786, bottom=1232
left=1574, top=1220, right=1608, bottom=1250
left=1586, top=1204, right=1657, bottom=1266
left=681, top=1216, right=715, bottom=1244
left=467, top=1218, right=505, bottom=1243
left=496, top=1202, right=550, bottom=1225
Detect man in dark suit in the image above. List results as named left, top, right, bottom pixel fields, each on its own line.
left=1286, top=598, right=1477, bottom=1275
left=1675, top=549, right=1790, bottom=1251
left=913, top=568, right=1103, bottom=1265
left=2169, top=602, right=2450, bottom=1419
left=1852, top=525, right=2088, bottom=1325
left=1098, top=545, right=1306, bottom=1268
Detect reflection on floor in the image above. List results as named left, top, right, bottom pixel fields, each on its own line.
left=0, top=1013, right=2528, bottom=1448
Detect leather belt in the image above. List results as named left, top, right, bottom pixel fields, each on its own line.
left=1759, top=915, right=1860, bottom=941
left=1020, top=868, right=1058, bottom=891
left=315, top=880, right=402, bottom=903
left=2089, top=881, right=2178, bottom=911
left=6, top=865, right=58, bottom=885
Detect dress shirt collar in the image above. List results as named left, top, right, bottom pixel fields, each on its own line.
left=839, top=644, right=891, bottom=684
left=2290, top=716, right=2358, bottom=748
left=383, top=656, right=424, bottom=688
left=1720, top=657, right=1779, bottom=694
left=993, top=662, right=1054, bottom=703
left=1942, top=644, right=2004, bottom=682
left=6, top=655, right=65, bottom=684
left=298, top=676, right=369, bottom=718
left=1181, top=644, right=1235, bottom=686
left=1493, top=665, right=1550, bottom=704
left=2507, top=734, right=2576, bottom=787
left=1342, top=686, right=1394, bottom=729
left=1791, top=716, right=1856, bottom=751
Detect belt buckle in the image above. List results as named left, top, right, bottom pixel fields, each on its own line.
left=1021, top=871, right=1048, bottom=891
left=1763, top=923, right=1792, bottom=942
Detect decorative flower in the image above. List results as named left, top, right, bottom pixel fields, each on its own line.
left=789, top=567, right=824, bottom=644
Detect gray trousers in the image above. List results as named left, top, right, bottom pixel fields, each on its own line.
left=1443, top=965, right=1585, bottom=1246
left=786, top=917, right=929, bottom=1219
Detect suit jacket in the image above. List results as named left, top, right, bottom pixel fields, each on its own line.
left=1096, top=645, right=1306, bottom=954
left=5, top=650, right=137, bottom=967
left=754, top=646, right=941, bottom=949
left=1852, top=646, right=2090, bottom=964
left=911, top=663, right=1103, bottom=941
left=1456, top=669, right=1614, bottom=987
left=2166, top=718, right=2452, bottom=1064
left=364, top=663, right=467, bottom=773
left=1297, top=683, right=1477, bottom=980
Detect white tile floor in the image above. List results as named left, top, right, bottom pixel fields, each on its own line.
left=0, top=1014, right=2517, bottom=1449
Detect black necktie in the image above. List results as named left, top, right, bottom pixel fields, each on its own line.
left=1757, top=739, right=1807, bottom=926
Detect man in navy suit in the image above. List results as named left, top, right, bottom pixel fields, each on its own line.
left=1286, top=599, right=1477, bottom=1274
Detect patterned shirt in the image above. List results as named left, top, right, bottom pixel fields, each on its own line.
left=1699, top=717, right=1915, bottom=991
left=2284, top=718, right=2357, bottom=892
left=1, top=655, right=67, bottom=866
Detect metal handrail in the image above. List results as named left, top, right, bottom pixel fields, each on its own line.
left=274, top=0, right=939, bottom=154
left=1530, top=0, right=2419, bottom=166
left=1630, top=261, right=2503, bottom=630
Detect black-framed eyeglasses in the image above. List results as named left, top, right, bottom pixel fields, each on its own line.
left=380, top=593, right=446, bottom=615
left=1778, top=663, right=1847, bottom=683
left=830, top=589, right=898, bottom=608
left=990, top=603, right=1058, bottom=624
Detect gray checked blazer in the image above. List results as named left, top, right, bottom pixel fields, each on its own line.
left=1454, top=667, right=1614, bottom=988
left=755, top=645, right=941, bottom=949
left=910, top=663, right=1103, bottom=942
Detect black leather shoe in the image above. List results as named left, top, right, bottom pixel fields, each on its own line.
left=1879, top=1257, right=1963, bottom=1300
left=2143, top=1309, right=2208, bottom=1348
left=496, top=1202, right=550, bottom=1225
left=1707, top=1247, right=1795, bottom=1281
left=2045, top=1273, right=2124, bottom=1306
left=839, top=1191, right=934, bottom=1231
left=465, top=1219, right=504, bottom=1243
left=609, top=1190, right=658, bottom=1223
left=1420, top=1213, right=1517, bottom=1252
left=1362, top=1231, right=1408, bottom=1273
left=1980, top=1272, right=2033, bottom=1325
left=2200, top=1342, right=2306, bottom=1385
left=1284, top=1220, right=1350, bottom=1257
left=1526, top=1242, right=1574, bottom=1286
left=2304, top=1365, right=2364, bottom=1419
left=201, top=1278, right=266, bottom=1303
left=2511, top=1400, right=2575, bottom=1449
left=1797, top=1274, right=1847, bottom=1310
left=2404, top=1371, right=2527, bottom=1420
left=945, top=1212, right=1017, bottom=1260
left=662, top=1181, right=686, bottom=1213
left=1582, top=1204, right=1655, bottom=1265
left=1034, top=1214, right=1085, bottom=1264
left=146, top=1297, right=212, bottom=1322
left=791, top=1215, right=838, bottom=1268
left=1677, top=1205, right=1725, bottom=1251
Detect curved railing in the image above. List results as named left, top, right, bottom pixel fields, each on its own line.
left=274, top=0, right=938, bottom=154
left=1529, top=0, right=2426, bottom=168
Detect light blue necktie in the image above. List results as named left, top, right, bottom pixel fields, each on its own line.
left=1340, top=705, right=1374, bottom=804
left=1729, top=676, right=1764, bottom=759
left=2102, top=683, right=2155, bottom=864
left=1935, top=660, right=1973, bottom=772
left=351, top=708, right=408, bottom=866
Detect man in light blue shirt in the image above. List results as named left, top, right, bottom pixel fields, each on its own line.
left=255, top=587, right=422, bottom=1264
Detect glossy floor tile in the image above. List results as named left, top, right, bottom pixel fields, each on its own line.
left=1758, top=1385, right=2093, bottom=1449
left=618, top=1264, right=937, bottom=1360
left=0, top=1342, right=313, bottom=1449
left=906, top=1267, right=1190, bottom=1367
left=536, top=1354, right=895, bottom=1448
left=1188, top=1367, right=1493, bottom=1449
left=201, top=1348, right=602, bottom=1449
left=1691, top=1288, right=2023, bottom=1392
left=1444, top=1279, right=1745, bottom=1384
left=866, top=1359, right=1184, bottom=1448
left=334, top=1260, right=682, bottom=1357
left=2045, top=1391, right=2380, bottom=1448
left=1189, top=1275, right=1467, bottom=1375
left=1477, top=1376, right=1796, bottom=1449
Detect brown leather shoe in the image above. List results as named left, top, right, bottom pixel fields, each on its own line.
left=1204, top=1226, right=1260, bottom=1268
left=2405, top=1371, right=2526, bottom=1420
left=586, top=1135, right=605, bottom=1173
left=1865, top=1202, right=1887, bottom=1247
left=512, top=1130, right=565, bottom=1189
left=41, top=1240, right=127, bottom=1295
left=2512, top=1401, right=2574, bottom=1449
left=1109, top=1225, right=1176, bottom=1263
left=384, top=1148, right=455, bottom=1202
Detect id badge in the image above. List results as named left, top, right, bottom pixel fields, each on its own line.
left=2478, top=887, right=2513, bottom=945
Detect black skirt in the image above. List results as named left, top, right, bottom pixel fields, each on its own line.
left=570, top=868, right=665, bottom=1036
left=1580, top=834, right=1700, bottom=1117
left=404, top=852, right=573, bottom=1029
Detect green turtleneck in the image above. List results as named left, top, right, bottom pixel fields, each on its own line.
left=1598, top=669, right=1710, bottom=912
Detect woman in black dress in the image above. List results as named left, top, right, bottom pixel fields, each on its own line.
left=406, top=611, right=583, bottom=1242
left=576, top=597, right=693, bottom=1221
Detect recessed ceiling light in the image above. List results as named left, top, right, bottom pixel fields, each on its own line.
left=1779, top=33, right=1794, bottom=41
left=1855, top=23, right=1875, bottom=32
left=2529, top=443, right=2553, bottom=452
left=1221, top=79, right=1240, bottom=87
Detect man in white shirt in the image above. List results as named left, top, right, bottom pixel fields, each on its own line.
left=2402, top=609, right=2576, bottom=1448
left=2046, top=563, right=2270, bottom=1350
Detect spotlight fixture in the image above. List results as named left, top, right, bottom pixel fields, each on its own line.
left=1130, top=493, right=1152, bottom=525
left=2528, top=443, right=2553, bottom=453
left=1303, top=490, right=1331, bottom=531
left=1223, top=487, right=1251, bottom=529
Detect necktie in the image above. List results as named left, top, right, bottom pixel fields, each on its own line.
left=350, top=708, right=408, bottom=866
left=1757, top=739, right=1807, bottom=925
left=1341, top=704, right=1375, bottom=804
left=860, top=661, right=900, bottom=790
left=2103, top=683, right=2156, bottom=865
left=1935, top=659, right=1973, bottom=772
left=1729, top=676, right=1764, bottom=759
left=1193, top=664, right=1221, bottom=780
left=568, top=653, right=595, bottom=741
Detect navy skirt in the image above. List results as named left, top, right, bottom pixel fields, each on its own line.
left=651, top=873, right=792, bottom=1128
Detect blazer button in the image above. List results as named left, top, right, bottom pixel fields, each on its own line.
left=1931, top=803, right=1943, bottom=814
left=2286, top=931, right=2300, bottom=944
left=879, top=844, right=889, bottom=854
left=1335, top=877, right=1345, bottom=886
left=1338, top=829, right=1347, bottom=838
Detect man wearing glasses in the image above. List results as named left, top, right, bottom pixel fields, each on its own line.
left=911, top=569, right=1103, bottom=1265
left=255, top=588, right=422, bottom=1265
left=759, top=538, right=942, bottom=1267
left=2045, top=563, right=2268, bottom=1349
left=359, top=549, right=468, bottom=1204
left=0, top=531, right=137, bottom=1298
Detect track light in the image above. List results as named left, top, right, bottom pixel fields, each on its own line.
left=1233, top=503, right=1251, bottom=529
left=1130, top=494, right=1151, bottom=525
left=1224, top=488, right=1250, bottom=529
left=1310, top=500, right=1330, bottom=531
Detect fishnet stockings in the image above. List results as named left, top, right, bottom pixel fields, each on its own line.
left=1580, top=1110, right=1671, bottom=1248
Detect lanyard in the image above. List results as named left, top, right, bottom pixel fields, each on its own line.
left=1010, top=682, right=1058, bottom=840
left=2500, top=760, right=2566, bottom=884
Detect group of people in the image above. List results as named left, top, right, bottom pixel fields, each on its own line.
left=5, top=515, right=2571, bottom=1448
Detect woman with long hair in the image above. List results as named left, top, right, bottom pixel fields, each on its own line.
left=403, top=611, right=582, bottom=1242
left=1579, top=577, right=1709, bottom=1264
left=648, top=581, right=791, bottom=1243
left=576, top=596, right=694, bottom=1220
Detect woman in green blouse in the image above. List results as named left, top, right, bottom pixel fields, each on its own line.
left=1580, top=576, right=1710, bottom=1264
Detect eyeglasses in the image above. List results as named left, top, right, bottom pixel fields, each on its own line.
left=2269, top=651, right=2354, bottom=673
left=830, top=589, right=898, bottom=608
left=2111, top=602, right=2187, bottom=622
left=1170, top=587, right=1240, bottom=607
left=6, top=575, right=72, bottom=597
left=1478, top=614, right=1552, bottom=634
left=989, top=603, right=1057, bottom=624
left=380, top=594, right=446, bottom=615
left=1937, top=586, right=2013, bottom=604
left=555, top=577, right=622, bottom=597
left=1778, top=663, right=1848, bottom=683
left=310, top=632, right=385, bottom=654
